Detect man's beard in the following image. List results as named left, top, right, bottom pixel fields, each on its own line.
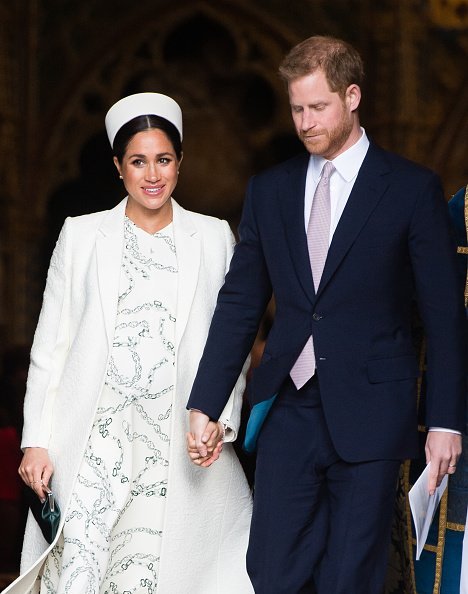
left=300, top=110, right=353, bottom=159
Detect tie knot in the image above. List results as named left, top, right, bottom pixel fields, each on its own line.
left=320, top=161, right=335, bottom=183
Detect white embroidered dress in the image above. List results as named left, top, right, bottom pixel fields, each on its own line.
left=40, top=218, right=178, bottom=594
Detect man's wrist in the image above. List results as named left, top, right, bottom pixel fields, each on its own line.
left=428, top=427, right=461, bottom=435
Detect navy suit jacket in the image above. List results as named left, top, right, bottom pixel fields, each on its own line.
left=188, top=143, right=466, bottom=462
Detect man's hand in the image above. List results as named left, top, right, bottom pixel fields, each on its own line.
left=187, top=410, right=224, bottom=467
left=18, top=447, right=54, bottom=501
left=187, top=429, right=223, bottom=467
left=425, top=431, right=462, bottom=495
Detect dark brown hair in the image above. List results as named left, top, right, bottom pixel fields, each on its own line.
left=279, top=36, right=364, bottom=97
left=113, top=114, right=182, bottom=163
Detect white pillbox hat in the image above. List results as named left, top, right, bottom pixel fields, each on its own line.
left=105, top=92, right=183, bottom=147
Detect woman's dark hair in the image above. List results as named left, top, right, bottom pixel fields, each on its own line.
left=112, top=114, right=182, bottom=163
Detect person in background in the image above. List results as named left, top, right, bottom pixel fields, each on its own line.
left=384, top=184, right=468, bottom=594
left=6, top=92, right=253, bottom=594
left=187, top=36, right=466, bottom=594
left=416, top=184, right=468, bottom=593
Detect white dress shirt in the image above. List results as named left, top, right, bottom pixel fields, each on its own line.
left=304, top=127, right=369, bottom=238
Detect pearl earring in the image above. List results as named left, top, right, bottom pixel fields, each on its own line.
left=119, top=175, right=123, bottom=179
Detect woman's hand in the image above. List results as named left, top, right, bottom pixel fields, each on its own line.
left=18, top=447, right=54, bottom=500
left=186, top=417, right=225, bottom=468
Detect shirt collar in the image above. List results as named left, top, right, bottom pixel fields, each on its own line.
left=309, top=127, right=370, bottom=182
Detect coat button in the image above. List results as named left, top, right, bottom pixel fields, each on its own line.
left=312, top=313, right=323, bottom=321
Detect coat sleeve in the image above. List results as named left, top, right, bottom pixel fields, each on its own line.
left=408, top=173, right=467, bottom=431
left=217, top=220, right=250, bottom=442
left=187, top=178, right=273, bottom=421
left=21, top=218, right=72, bottom=449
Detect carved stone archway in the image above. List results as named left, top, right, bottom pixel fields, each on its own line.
left=39, top=3, right=302, bottom=222
left=4, top=0, right=468, bottom=345
left=21, top=1, right=306, bottom=340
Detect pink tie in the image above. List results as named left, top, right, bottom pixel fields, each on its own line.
left=290, top=161, right=334, bottom=389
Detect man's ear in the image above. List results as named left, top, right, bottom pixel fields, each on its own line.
left=346, top=84, right=361, bottom=112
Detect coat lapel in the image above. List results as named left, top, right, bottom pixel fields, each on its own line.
left=172, top=200, right=200, bottom=348
left=317, top=144, right=391, bottom=298
left=280, top=153, right=316, bottom=304
left=96, top=198, right=127, bottom=347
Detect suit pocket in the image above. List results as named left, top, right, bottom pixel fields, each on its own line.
left=366, top=354, right=419, bottom=383
left=250, top=347, right=303, bottom=406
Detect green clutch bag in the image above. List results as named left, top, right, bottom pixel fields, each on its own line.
left=27, top=487, right=61, bottom=544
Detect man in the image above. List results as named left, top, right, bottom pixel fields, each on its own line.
left=187, top=36, right=466, bottom=594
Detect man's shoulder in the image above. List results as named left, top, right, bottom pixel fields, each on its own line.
left=252, top=152, right=309, bottom=185
left=368, top=142, right=438, bottom=181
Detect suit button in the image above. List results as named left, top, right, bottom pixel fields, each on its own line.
left=312, top=313, right=323, bottom=321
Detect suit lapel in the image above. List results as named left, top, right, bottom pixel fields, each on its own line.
left=172, top=200, right=200, bottom=348
left=280, top=153, right=316, bottom=304
left=317, top=144, right=391, bottom=298
left=96, top=198, right=127, bottom=347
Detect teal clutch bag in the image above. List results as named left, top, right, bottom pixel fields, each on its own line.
left=27, top=487, right=61, bottom=544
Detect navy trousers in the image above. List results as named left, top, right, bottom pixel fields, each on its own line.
left=246, top=376, right=401, bottom=594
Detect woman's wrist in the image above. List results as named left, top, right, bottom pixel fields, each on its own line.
left=218, top=421, right=226, bottom=441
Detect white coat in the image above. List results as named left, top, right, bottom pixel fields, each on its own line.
left=5, top=198, right=253, bottom=594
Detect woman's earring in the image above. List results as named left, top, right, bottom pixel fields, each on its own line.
left=119, top=175, right=123, bottom=179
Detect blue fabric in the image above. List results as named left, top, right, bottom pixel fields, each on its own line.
left=414, top=527, right=464, bottom=593
left=243, top=394, right=278, bottom=453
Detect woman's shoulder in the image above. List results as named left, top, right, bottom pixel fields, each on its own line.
left=63, top=199, right=126, bottom=234
left=65, top=208, right=112, bottom=230
left=188, top=210, right=228, bottom=229
left=174, top=201, right=230, bottom=235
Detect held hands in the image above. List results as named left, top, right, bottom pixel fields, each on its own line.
left=187, top=410, right=224, bottom=468
left=425, top=431, right=462, bottom=495
left=18, top=447, right=54, bottom=501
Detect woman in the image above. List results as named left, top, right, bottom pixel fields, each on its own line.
left=7, top=93, right=253, bottom=594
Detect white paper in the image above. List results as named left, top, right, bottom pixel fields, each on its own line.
left=461, top=504, right=468, bottom=594
left=409, top=462, right=448, bottom=560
